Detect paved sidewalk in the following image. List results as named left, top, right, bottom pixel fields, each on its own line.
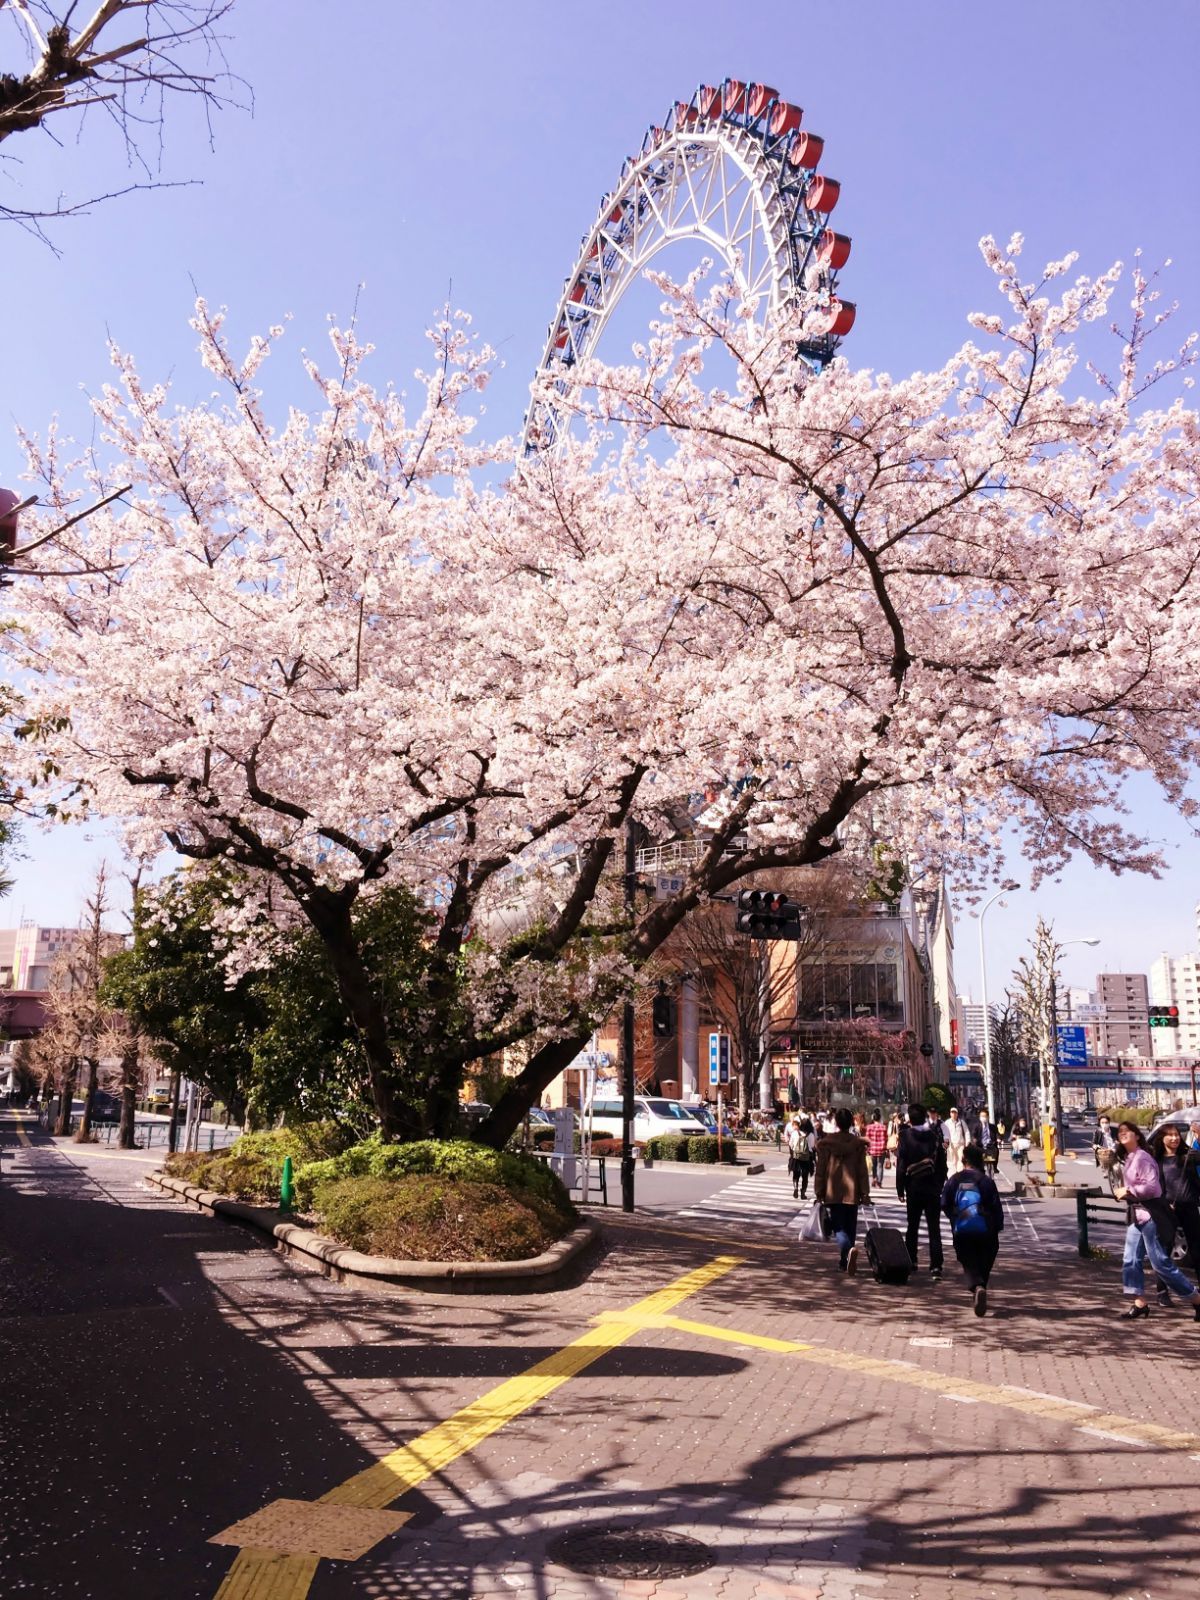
left=3, top=1118, right=1197, bottom=1600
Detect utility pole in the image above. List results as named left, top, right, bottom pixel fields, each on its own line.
left=620, top=820, right=637, bottom=1213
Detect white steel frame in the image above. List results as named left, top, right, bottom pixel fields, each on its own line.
left=525, top=84, right=850, bottom=452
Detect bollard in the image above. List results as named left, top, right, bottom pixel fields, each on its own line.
left=1076, top=1190, right=1089, bottom=1258
left=280, top=1155, right=294, bottom=1212
left=208, top=1128, right=215, bottom=1152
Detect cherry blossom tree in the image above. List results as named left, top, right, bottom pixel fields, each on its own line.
left=8, top=236, right=1200, bottom=1146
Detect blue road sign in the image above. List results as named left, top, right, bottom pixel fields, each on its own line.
left=1056, top=1024, right=1088, bottom=1067
left=708, top=1033, right=731, bottom=1086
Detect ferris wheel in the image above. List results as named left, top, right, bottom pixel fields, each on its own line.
left=524, top=78, right=855, bottom=452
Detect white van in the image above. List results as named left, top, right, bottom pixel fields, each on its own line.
left=587, top=1096, right=711, bottom=1144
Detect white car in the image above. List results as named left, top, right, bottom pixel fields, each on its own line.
left=587, top=1096, right=711, bottom=1144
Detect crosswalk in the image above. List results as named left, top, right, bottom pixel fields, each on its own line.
left=677, top=1168, right=1044, bottom=1244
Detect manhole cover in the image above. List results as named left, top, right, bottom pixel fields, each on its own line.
left=547, top=1527, right=715, bottom=1580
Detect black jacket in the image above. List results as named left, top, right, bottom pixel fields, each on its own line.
left=941, top=1169, right=1004, bottom=1234
left=895, top=1122, right=947, bottom=1200
left=1162, top=1149, right=1200, bottom=1208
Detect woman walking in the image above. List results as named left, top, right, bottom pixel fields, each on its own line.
left=1148, top=1121, right=1200, bottom=1305
left=1114, top=1120, right=1200, bottom=1321
left=788, top=1116, right=817, bottom=1199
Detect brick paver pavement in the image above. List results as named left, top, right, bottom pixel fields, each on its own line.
left=3, top=1121, right=1197, bottom=1600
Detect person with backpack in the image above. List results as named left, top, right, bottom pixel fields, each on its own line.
left=895, top=1102, right=947, bottom=1279
left=941, top=1143, right=1004, bottom=1315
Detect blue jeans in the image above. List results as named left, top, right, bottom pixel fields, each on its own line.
left=828, top=1202, right=859, bottom=1267
left=1122, top=1219, right=1199, bottom=1300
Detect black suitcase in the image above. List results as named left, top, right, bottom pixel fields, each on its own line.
left=863, top=1225, right=913, bottom=1285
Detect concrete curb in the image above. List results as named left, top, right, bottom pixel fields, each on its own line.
left=146, top=1170, right=602, bottom=1295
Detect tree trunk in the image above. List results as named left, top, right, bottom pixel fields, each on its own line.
left=53, top=1063, right=77, bottom=1135
left=475, top=1027, right=594, bottom=1151
left=117, top=1042, right=139, bottom=1149
left=167, top=1069, right=181, bottom=1154
left=75, top=1055, right=99, bottom=1141
left=306, top=896, right=411, bottom=1141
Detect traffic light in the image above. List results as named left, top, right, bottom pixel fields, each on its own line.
left=652, top=985, right=674, bottom=1037
left=1149, top=1005, right=1180, bottom=1029
left=734, top=888, right=804, bottom=939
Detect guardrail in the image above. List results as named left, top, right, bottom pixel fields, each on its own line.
left=1076, top=1191, right=1127, bottom=1257
left=533, top=1151, right=608, bottom=1205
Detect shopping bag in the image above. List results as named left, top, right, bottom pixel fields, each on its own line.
left=800, top=1201, right=826, bottom=1242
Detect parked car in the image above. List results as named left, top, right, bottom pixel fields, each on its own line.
left=587, top=1096, right=710, bottom=1144
left=683, top=1102, right=733, bottom=1138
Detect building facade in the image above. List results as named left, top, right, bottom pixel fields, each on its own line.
left=1093, top=971, right=1152, bottom=1059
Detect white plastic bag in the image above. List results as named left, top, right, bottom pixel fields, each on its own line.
left=800, top=1201, right=826, bottom=1242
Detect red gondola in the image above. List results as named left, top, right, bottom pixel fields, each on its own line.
left=806, top=175, right=841, bottom=213
left=788, top=131, right=824, bottom=169
left=769, top=101, right=803, bottom=137
left=746, top=84, right=779, bottom=119
left=723, top=79, right=747, bottom=115
left=697, top=84, right=721, bottom=118
left=816, top=229, right=852, bottom=269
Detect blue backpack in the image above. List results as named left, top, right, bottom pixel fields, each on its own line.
left=951, top=1176, right=989, bottom=1236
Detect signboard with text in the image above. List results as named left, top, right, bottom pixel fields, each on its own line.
left=708, top=1032, right=731, bottom=1087
left=1056, top=1024, right=1088, bottom=1068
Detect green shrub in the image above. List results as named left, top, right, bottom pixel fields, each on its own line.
left=294, top=1137, right=571, bottom=1215
left=1097, top=1104, right=1155, bottom=1127
left=682, top=1135, right=737, bottom=1164
left=165, top=1123, right=352, bottom=1203
left=313, top=1174, right=573, bottom=1261
left=646, top=1133, right=687, bottom=1162
left=923, top=1084, right=953, bottom=1117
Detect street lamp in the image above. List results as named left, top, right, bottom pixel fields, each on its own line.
left=977, top=882, right=1018, bottom=1124
left=1045, top=936, right=1100, bottom=1181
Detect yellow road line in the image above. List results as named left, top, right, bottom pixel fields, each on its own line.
left=642, top=1310, right=1200, bottom=1455
left=12, top=1117, right=30, bottom=1147
left=212, top=1253, right=742, bottom=1600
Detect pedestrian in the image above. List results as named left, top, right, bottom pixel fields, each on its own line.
left=1147, top=1122, right=1200, bottom=1305
left=1092, top=1115, right=1117, bottom=1166
left=943, top=1106, right=968, bottom=1175
left=865, top=1107, right=888, bottom=1187
left=971, top=1108, right=999, bottom=1177
left=785, top=1115, right=805, bottom=1199
left=941, top=1144, right=1004, bottom=1315
left=794, top=1117, right=817, bottom=1198
left=1188, top=1120, right=1200, bottom=1153
left=853, top=1110, right=868, bottom=1141
left=895, top=1102, right=947, bottom=1279
left=814, top=1106, right=871, bottom=1274
left=1113, top=1121, right=1200, bottom=1322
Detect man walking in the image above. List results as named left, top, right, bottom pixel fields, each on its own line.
left=942, top=1144, right=1004, bottom=1315
left=814, top=1107, right=872, bottom=1274
left=944, top=1106, right=968, bottom=1175
left=971, top=1108, right=999, bottom=1176
left=896, top=1102, right=947, bottom=1279
left=865, top=1108, right=888, bottom=1187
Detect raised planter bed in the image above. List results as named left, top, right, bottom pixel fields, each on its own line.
left=147, top=1170, right=601, bottom=1295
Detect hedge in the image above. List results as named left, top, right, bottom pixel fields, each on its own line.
left=644, top=1133, right=737, bottom=1164
left=162, top=1123, right=351, bottom=1202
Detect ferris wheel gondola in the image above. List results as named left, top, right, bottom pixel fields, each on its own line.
left=524, top=78, right=855, bottom=453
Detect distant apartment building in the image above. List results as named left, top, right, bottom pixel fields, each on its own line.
left=1149, top=953, right=1200, bottom=1057
left=956, top=997, right=997, bottom=1061
left=1093, top=971, right=1152, bottom=1058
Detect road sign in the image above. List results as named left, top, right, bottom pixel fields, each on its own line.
left=708, top=1032, right=730, bottom=1087
left=1056, top=1024, right=1088, bottom=1067
left=954, top=1054, right=969, bottom=1068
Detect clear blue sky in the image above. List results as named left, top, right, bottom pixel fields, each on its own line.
left=2, top=0, right=1199, bottom=998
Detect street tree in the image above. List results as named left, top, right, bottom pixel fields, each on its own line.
left=9, top=238, right=1200, bottom=1146
left=0, top=0, right=241, bottom=240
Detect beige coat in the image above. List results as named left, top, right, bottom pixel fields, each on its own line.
left=814, top=1131, right=871, bottom=1205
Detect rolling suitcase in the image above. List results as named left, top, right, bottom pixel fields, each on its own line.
left=864, top=1225, right=913, bottom=1285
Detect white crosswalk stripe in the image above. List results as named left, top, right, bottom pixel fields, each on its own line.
left=678, top=1170, right=1044, bottom=1244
